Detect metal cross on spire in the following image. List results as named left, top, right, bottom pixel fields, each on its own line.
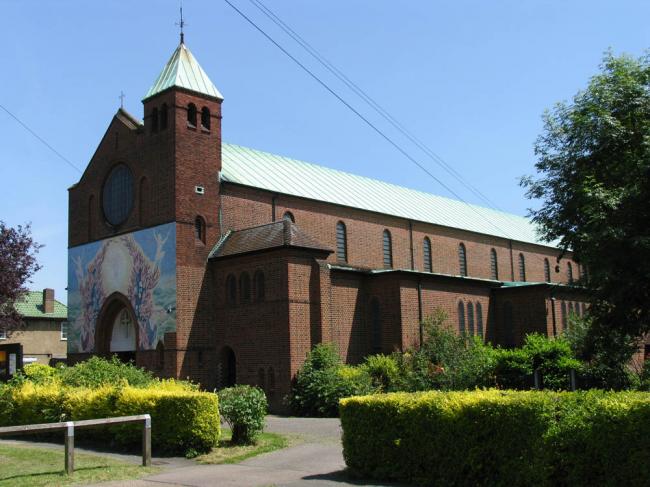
left=119, top=91, right=125, bottom=109
left=176, top=3, right=186, bottom=44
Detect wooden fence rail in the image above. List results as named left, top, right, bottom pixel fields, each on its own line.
left=0, top=414, right=151, bottom=474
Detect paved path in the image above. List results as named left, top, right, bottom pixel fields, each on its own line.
left=86, top=415, right=396, bottom=487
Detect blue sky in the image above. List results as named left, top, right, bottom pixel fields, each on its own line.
left=1, top=0, right=649, bottom=303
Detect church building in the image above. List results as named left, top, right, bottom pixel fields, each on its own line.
left=67, top=38, right=587, bottom=410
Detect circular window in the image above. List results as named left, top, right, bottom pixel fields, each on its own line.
left=102, top=164, right=134, bottom=226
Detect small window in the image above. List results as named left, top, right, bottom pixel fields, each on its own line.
left=240, top=272, right=251, bottom=304
left=283, top=211, right=295, bottom=223
left=60, top=322, right=68, bottom=341
left=467, top=302, right=475, bottom=336
left=151, top=107, right=159, bottom=133
left=476, top=302, right=484, bottom=339
left=226, top=274, right=237, bottom=305
left=0, top=326, right=6, bottom=340
left=458, top=243, right=467, bottom=277
left=160, top=103, right=168, bottom=130
left=490, top=248, right=498, bottom=280
left=383, top=230, right=393, bottom=268
left=544, top=258, right=551, bottom=283
left=187, top=103, right=197, bottom=127
left=336, top=221, right=347, bottom=263
left=458, top=301, right=466, bottom=334
left=254, top=270, right=265, bottom=301
left=370, top=298, right=381, bottom=352
left=561, top=301, right=567, bottom=330
left=423, top=237, right=432, bottom=273
left=195, top=216, right=206, bottom=243
left=201, top=107, right=211, bottom=130
left=518, top=253, right=526, bottom=282
left=567, top=262, right=573, bottom=284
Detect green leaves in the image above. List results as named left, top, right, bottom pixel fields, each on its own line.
left=218, top=385, right=267, bottom=445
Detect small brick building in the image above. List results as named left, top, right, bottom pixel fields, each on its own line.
left=67, top=39, right=587, bottom=410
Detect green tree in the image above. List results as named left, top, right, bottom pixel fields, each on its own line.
left=522, top=51, right=650, bottom=344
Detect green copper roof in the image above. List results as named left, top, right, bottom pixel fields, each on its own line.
left=15, top=292, right=67, bottom=320
left=144, top=43, right=223, bottom=101
left=220, top=143, right=554, bottom=248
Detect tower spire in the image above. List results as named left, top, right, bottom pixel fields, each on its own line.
left=176, top=3, right=186, bottom=44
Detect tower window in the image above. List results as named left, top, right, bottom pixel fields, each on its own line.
left=458, top=301, right=466, bottom=334
left=458, top=243, right=467, bottom=277
left=518, top=253, right=526, bottom=282
left=283, top=211, right=295, bottom=223
left=201, top=107, right=211, bottom=130
left=239, top=272, right=251, bottom=304
left=195, top=216, right=206, bottom=243
left=160, top=103, right=168, bottom=130
left=490, top=248, right=498, bottom=280
left=383, top=230, right=393, bottom=268
left=226, top=274, right=236, bottom=305
left=187, top=103, right=197, bottom=127
left=544, top=258, right=551, bottom=283
left=567, top=262, right=574, bottom=284
left=336, top=221, right=347, bottom=263
left=151, top=107, right=159, bottom=133
left=254, top=270, right=265, bottom=301
left=423, top=237, right=432, bottom=273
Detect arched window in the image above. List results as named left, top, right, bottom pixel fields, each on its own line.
left=561, top=301, right=567, bottom=330
left=518, top=253, right=526, bottom=282
left=195, top=216, right=205, bottom=243
left=139, top=177, right=148, bottom=226
left=151, top=107, right=159, bottom=133
left=467, top=302, right=475, bottom=336
left=458, top=243, right=467, bottom=277
left=490, top=248, right=498, bottom=280
left=336, top=221, right=347, bottom=263
left=160, top=103, right=168, bottom=130
left=239, top=272, right=251, bottom=304
left=423, top=237, right=432, bottom=273
left=567, top=262, right=573, bottom=284
left=201, top=106, right=211, bottom=130
left=226, top=274, right=237, bottom=305
left=254, top=270, right=265, bottom=301
left=544, top=258, right=551, bottom=283
left=283, top=211, right=295, bottom=223
left=383, top=230, right=392, bottom=268
left=476, top=302, right=484, bottom=339
left=187, top=103, right=197, bottom=127
left=258, top=368, right=266, bottom=391
left=458, top=301, right=466, bottom=334
left=370, top=298, right=381, bottom=352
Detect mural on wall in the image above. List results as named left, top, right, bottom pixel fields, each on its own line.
left=67, top=223, right=176, bottom=353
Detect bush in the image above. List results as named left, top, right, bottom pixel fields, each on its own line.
left=290, top=344, right=375, bottom=417
left=3, top=380, right=219, bottom=455
left=219, top=385, right=267, bottom=445
left=361, top=355, right=400, bottom=392
left=340, top=390, right=650, bottom=486
left=21, top=363, right=58, bottom=384
left=58, top=356, right=155, bottom=388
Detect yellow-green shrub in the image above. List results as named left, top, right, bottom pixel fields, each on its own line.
left=340, top=390, right=650, bottom=486
left=10, top=382, right=65, bottom=425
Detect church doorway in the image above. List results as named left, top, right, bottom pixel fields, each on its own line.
left=96, top=293, right=138, bottom=363
left=220, top=346, right=236, bottom=387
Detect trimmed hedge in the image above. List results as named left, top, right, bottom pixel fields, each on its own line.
left=340, top=390, right=650, bottom=486
left=1, top=381, right=219, bottom=455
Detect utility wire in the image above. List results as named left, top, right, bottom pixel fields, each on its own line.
left=247, top=0, right=503, bottom=213
left=224, top=0, right=516, bottom=240
left=0, top=103, right=82, bottom=174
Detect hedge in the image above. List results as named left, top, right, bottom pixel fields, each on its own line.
left=340, top=390, right=650, bottom=486
left=1, top=381, right=219, bottom=455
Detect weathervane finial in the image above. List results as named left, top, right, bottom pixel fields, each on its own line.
left=176, top=2, right=186, bottom=44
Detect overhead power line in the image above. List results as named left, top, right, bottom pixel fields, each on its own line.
left=224, top=0, right=517, bottom=240
left=247, top=0, right=503, bottom=213
left=0, top=103, right=82, bottom=174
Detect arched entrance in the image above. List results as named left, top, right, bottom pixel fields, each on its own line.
left=220, top=346, right=236, bottom=388
left=96, top=292, right=138, bottom=363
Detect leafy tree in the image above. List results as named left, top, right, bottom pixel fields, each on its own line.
left=522, top=51, right=650, bottom=342
left=0, top=221, right=42, bottom=334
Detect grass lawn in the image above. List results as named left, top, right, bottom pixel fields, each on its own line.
left=196, top=428, right=291, bottom=464
left=0, top=443, right=158, bottom=487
